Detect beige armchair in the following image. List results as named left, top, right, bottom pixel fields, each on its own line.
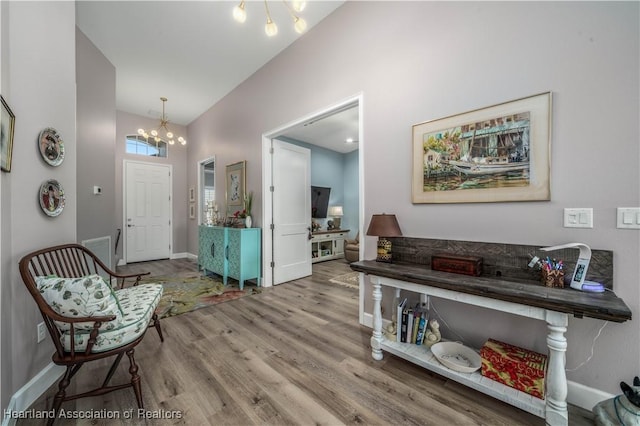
left=344, top=232, right=360, bottom=263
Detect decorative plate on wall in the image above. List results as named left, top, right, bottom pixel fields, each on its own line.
left=39, top=179, right=65, bottom=217
left=38, top=127, right=65, bottom=167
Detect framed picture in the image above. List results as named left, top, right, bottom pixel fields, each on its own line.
left=38, top=127, right=65, bottom=167
left=1, top=95, right=16, bottom=172
left=189, top=187, right=196, bottom=202
left=412, top=92, right=551, bottom=203
left=189, top=202, right=196, bottom=219
left=225, top=160, right=246, bottom=216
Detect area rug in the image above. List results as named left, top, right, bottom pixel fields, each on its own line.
left=140, top=272, right=261, bottom=318
left=328, top=271, right=360, bottom=289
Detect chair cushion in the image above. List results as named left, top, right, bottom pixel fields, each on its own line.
left=60, top=284, right=163, bottom=353
left=36, top=274, right=123, bottom=332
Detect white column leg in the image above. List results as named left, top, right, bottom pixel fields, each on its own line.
left=545, top=310, right=569, bottom=426
left=371, top=276, right=384, bottom=361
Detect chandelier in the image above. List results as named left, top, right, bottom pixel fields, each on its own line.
left=137, top=97, right=186, bottom=146
left=233, top=1, right=307, bottom=37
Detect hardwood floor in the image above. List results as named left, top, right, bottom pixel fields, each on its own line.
left=21, top=258, right=594, bottom=425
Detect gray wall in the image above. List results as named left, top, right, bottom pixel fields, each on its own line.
left=76, top=29, right=116, bottom=266
left=186, top=1, right=639, bottom=395
left=1, top=1, right=77, bottom=409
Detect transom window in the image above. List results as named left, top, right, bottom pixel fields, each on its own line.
left=126, top=135, right=168, bottom=158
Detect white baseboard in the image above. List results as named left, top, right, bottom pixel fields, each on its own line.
left=171, top=252, right=197, bottom=260
left=2, top=363, right=64, bottom=426
left=360, top=313, right=611, bottom=413
left=567, top=380, right=613, bottom=412
left=117, top=252, right=196, bottom=267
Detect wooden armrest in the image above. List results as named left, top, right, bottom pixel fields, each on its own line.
left=54, top=312, right=118, bottom=324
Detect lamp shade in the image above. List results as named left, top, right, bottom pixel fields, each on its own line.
left=366, top=214, right=402, bottom=237
left=328, top=206, right=343, bottom=217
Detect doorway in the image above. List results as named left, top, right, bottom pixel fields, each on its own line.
left=197, top=156, right=216, bottom=225
left=261, top=94, right=364, bottom=288
left=123, top=160, right=172, bottom=263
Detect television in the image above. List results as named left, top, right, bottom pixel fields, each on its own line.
left=311, top=186, right=331, bottom=218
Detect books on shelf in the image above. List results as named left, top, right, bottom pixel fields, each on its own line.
left=397, top=298, right=407, bottom=343
left=398, top=301, right=428, bottom=344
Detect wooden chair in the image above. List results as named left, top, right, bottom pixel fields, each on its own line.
left=19, top=243, right=164, bottom=425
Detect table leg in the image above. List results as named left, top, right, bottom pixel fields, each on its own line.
left=371, top=276, right=384, bottom=361
left=545, top=310, right=569, bottom=426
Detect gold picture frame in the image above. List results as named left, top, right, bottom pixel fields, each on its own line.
left=412, top=92, right=551, bottom=203
left=225, top=160, right=246, bottom=216
left=1, top=95, right=16, bottom=172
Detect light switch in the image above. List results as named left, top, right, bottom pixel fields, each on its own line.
left=617, top=207, right=640, bottom=229
left=564, top=208, right=593, bottom=228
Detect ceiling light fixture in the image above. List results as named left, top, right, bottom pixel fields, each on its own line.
left=233, top=0, right=307, bottom=37
left=137, top=97, right=186, bottom=146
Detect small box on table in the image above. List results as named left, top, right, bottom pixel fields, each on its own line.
left=431, top=253, right=483, bottom=276
left=480, top=338, right=547, bottom=399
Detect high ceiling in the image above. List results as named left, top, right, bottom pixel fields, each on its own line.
left=76, top=1, right=345, bottom=127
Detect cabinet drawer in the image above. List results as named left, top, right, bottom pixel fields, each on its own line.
left=312, top=233, right=332, bottom=242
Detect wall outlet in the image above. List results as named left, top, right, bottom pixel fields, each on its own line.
left=37, top=322, right=46, bottom=343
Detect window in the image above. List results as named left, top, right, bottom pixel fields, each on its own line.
left=126, top=135, right=167, bottom=158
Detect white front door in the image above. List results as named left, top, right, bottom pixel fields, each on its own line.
left=124, top=161, right=171, bottom=263
left=272, top=139, right=312, bottom=284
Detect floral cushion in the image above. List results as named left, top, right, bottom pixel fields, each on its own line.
left=60, top=284, right=163, bottom=353
left=36, top=274, right=123, bottom=332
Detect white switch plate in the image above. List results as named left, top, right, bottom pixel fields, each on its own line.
left=563, top=208, right=593, bottom=228
left=617, top=207, right=640, bottom=229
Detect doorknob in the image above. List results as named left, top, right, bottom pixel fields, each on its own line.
left=127, top=224, right=134, bottom=228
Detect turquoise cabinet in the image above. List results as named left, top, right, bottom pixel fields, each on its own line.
left=198, top=225, right=226, bottom=277
left=198, top=225, right=261, bottom=290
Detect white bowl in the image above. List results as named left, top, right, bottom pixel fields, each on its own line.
left=431, top=342, right=481, bottom=373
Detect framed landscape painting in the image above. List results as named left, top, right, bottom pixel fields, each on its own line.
left=412, top=92, right=552, bottom=203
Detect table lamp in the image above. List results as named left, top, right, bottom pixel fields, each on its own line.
left=328, top=205, right=343, bottom=229
left=366, top=214, right=402, bottom=262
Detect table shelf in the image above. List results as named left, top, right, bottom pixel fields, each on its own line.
left=381, top=339, right=545, bottom=418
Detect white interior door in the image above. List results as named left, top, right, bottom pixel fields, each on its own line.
left=125, top=161, right=171, bottom=263
left=272, top=139, right=312, bottom=284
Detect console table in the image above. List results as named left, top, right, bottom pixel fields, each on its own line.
left=311, top=229, right=349, bottom=263
left=350, top=260, right=631, bottom=426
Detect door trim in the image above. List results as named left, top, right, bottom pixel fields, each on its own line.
left=122, top=159, right=173, bottom=265
left=197, top=156, right=215, bottom=226
left=261, top=93, right=365, bottom=295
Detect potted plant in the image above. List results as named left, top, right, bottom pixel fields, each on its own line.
left=241, top=191, right=253, bottom=227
